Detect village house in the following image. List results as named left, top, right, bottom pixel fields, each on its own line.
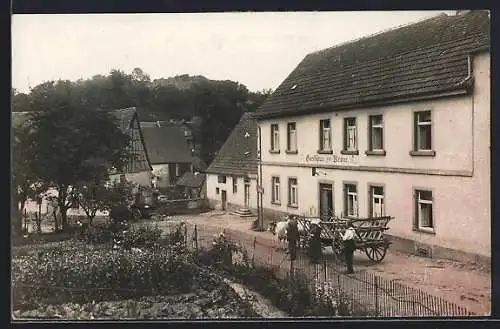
left=252, top=10, right=490, bottom=264
left=12, top=107, right=154, bottom=220
left=206, top=112, right=258, bottom=217
left=141, top=123, right=193, bottom=188
left=109, top=107, right=153, bottom=187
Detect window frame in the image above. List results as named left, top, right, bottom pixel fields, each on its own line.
left=286, top=122, right=298, bottom=154
left=287, top=177, right=298, bottom=208
left=232, top=176, right=238, bottom=194
left=413, top=188, right=435, bottom=234
left=270, top=124, right=280, bottom=153
left=218, top=175, right=227, bottom=184
left=368, top=184, right=385, bottom=218
left=342, top=117, right=359, bottom=155
left=366, top=114, right=386, bottom=156
left=410, top=110, right=436, bottom=156
left=271, top=176, right=281, bottom=205
left=343, top=182, right=358, bottom=218
left=319, top=119, right=332, bottom=153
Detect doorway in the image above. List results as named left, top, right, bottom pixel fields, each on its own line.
left=221, top=190, right=227, bottom=210
left=319, top=183, right=334, bottom=220
left=244, top=178, right=250, bottom=208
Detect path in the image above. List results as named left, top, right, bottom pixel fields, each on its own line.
left=143, top=211, right=490, bottom=315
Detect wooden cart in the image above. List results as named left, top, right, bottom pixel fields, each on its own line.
left=296, top=215, right=393, bottom=263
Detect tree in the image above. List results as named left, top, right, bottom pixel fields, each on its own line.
left=27, top=83, right=132, bottom=231
left=76, top=180, right=110, bottom=225
left=12, top=121, right=39, bottom=235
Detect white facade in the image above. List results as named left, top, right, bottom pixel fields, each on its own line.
left=206, top=173, right=258, bottom=211
left=258, top=52, right=490, bottom=259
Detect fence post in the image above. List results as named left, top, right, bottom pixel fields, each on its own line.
left=374, top=275, right=379, bottom=317
left=251, top=237, right=256, bottom=266
left=323, top=259, right=327, bottom=282
left=184, top=224, right=188, bottom=247
left=290, top=258, right=295, bottom=280
left=194, top=225, right=198, bottom=251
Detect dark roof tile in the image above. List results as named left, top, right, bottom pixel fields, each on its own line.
left=176, top=172, right=206, bottom=188
left=206, top=112, right=258, bottom=176
left=255, top=11, right=490, bottom=118
left=141, top=126, right=193, bottom=164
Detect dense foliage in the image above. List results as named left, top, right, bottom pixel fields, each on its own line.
left=12, top=70, right=271, bottom=164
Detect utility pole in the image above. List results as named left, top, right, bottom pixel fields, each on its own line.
left=257, top=125, right=264, bottom=231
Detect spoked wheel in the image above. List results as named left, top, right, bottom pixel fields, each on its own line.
left=331, top=238, right=344, bottom=261
left=365, top=245, right=387, bottom=263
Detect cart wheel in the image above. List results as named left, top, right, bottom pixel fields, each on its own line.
left=365, top=245, right=387, bottom=263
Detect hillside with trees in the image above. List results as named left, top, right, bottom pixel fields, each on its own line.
left=12, top=68, right=272, bottom=164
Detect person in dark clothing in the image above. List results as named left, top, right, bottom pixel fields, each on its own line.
left=308, top=222, right=323, bottom=264
left=287, top=217, right=299, bottom=260
left=342, top=221, right=358, bottom=274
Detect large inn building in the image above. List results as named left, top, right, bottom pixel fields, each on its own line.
left=252, top=10, right=490, bottom=263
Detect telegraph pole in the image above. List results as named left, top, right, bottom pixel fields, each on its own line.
left=257, top=125, right=264, bottom=231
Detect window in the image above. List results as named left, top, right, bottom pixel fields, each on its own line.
left=216, top=187, right=220, bottom=194
left=233, top=177, right=238, bottom=193
left=119, top=174, right=126, bottom=184
left=344, top=184, right=358, bottom=217
left=319, top=119, right=332, bottom=151
left=271, top=176, right=281, bottom=204
left=287, top=122, right=297, bottom=152
left=414, top=111, right=432, bottom=151
left=343, top=117, right=357, bottom=152
left=218, top=175, right=227, bottom=184
left=288, top=178, right=298, bottom=207
left=369, top=186, right=385, bottom=217
left=368, top=115, right=384, bottom=151
left=270, top=124, right=280, bottom=152
left=415, top=190, right=433, bottom=231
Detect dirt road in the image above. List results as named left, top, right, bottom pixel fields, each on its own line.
left=143, top=211, right=491, bottom=316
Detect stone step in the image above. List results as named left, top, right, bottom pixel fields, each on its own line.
left=232, top=208, right=255, bottom=218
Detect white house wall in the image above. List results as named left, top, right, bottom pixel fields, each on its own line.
left=151, top=164, right=170, bottom=188
left=206, top=173, right=257, bottom=211
left=258, top=52, right=490, bottom=260
left=110, top=170, right=152, bottom=187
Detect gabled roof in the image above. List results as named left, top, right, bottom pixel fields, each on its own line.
left=206, top=112, right=257, bottom=176
left=141, top=126, right=193, bottom=164
left=110, top=107, right=137, bottom=131
left=176, top=171, right=206, bottom=188
left=254, top=10, right=490, bottom=119
left=110, top=107, right=153, bottom=173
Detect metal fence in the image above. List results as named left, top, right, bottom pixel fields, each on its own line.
left=159, top=221, right=475, bottom=317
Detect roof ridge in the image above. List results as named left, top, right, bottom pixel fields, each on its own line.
left=308, top=12, right=447, bottom=58
left=295, top=33, right=488, bottom=82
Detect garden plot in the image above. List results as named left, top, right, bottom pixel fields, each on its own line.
left=11, top=224, right=287, bottom=320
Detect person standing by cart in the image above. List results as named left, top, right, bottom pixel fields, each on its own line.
left=342, top=220, right=358, bottom=274
left=308, top=219, right=322, bottom=264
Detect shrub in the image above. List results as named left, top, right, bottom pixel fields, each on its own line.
left=109, top=205, right=136, bottom=222
left=121, top=226, right=162, bottom=249
left=12, top=244, right=195, bottom=309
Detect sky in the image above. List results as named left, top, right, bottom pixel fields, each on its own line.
left=12, top=11, right=453, bottom=93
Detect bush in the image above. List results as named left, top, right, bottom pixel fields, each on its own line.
left=12, top=244, right=195, bottom=309
left=109, top=205, right=136, bottom=222
left=121, top=226, right=162, bottom=249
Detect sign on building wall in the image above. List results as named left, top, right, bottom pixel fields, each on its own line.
left=304, top=153, right=359, bottom=166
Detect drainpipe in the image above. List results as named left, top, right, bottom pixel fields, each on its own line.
left=466, top=54, right=475, bottom=177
